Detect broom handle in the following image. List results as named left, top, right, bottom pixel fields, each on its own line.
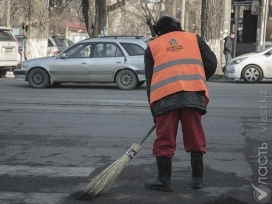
left=139, top=124, right=156, bottom=146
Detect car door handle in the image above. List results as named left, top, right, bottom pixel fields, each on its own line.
left=116, top=62, right=121, bottom=63
left=81, top=62, right=87, bottom=64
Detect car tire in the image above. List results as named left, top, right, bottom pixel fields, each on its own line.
left=115, top=69, right=137, bottom=90
left=136, top=81, right=145, bottom=87
left=0, top=69, right=7, bottom=78
left=27, top=68, right=49, bottom=88
left=242, top=65, right=262, bottom=83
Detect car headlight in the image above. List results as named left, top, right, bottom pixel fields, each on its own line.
left=230, top=57, right=247, bottom=65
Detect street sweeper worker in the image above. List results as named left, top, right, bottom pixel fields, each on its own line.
left=144, top=16, right=217, bottom=191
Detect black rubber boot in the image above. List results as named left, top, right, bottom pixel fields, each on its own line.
left=145, top=156, right=172, bottom=192
left=191, top=151, right=204, bottom=189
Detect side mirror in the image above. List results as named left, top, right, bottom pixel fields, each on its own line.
left=59, top=53, right=67, bottom=59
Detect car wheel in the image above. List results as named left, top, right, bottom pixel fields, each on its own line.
left=27, top=68, right=49, bottom=88
left=242, top=65, right=262, bottom=83
left=0, top=69, right=7, bottom=78
left=136, top=81, right=145, bottom=87
left=115, top=69, right=137, bottom=90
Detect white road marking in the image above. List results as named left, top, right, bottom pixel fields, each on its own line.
left=0, top=165, right=94, bottom=177
left=0, top=192, right=69, bottom=204
left=0, top=165, right=95, bottom=203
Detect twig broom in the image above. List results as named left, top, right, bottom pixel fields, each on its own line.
left=78, top=124, right=156, bottom=200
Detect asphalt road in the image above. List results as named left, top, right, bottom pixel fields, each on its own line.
left=0, top=78, right=271, bottom=204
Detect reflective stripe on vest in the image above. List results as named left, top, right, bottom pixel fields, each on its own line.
left=148, top=31, right=209, bottom=105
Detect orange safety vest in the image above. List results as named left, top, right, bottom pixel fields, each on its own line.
left=148, top=31, right=209, bottom=106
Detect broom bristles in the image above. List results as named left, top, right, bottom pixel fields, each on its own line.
left=79, top=143, right=141, bottom=200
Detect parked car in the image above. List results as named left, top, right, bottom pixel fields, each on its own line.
left=52, top=36, right=74, bottom=49
left=13, top=36, right=147, bottom=90
left=47, top=36, right=64, bottom=56
left=0, top=26, right=19, bottom=77
left=15, top=35, right=65, bottom=58
left=225, top=46, right=272, bottom=82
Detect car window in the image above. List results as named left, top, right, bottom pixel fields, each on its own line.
left=63, top=43, right=93, bottom=58
left=0, top=30, right=15, bottom=41
left=48, top=39, right=54, bottom=46
left=120, top=43, right=145, bottom=56
left=60, top=39, right=68, bottom=47
left=52, top=37, right=62, bottom=46
left=94, top=43, right=123, bottom=57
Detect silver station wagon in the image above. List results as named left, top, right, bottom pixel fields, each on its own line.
left=13, top=36, right=147, bottom=90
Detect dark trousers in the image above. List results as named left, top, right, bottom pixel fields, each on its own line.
left=153, top=108, right=206, bottom=158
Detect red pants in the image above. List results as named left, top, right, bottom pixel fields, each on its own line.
left=153, top=108, right=206, bottom=158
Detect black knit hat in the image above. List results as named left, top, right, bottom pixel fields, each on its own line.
left=153, top=16, right=182, bottom=35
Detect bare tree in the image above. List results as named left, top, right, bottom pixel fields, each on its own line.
left=164, top=0, right=172, bottom=16
left=201, top=0, right=222, bottom=74
left=164, top=0, right=177, bottom=18
left=49, top=0, right=71, bottom=35
left=81, top=0, right=98, bottom=37
left=98, top=0, right=107, bottom=36
left=0, top=0, right=80, bottom=60
left=22, top=0, right=50, bottom=59
left=1, top=0, right=221, bottom=62
left=81, top=0, right=126, bottom=37
left=180, top=0, right=185, bottom=28
left=124, top=0, right=162, bottom=37
left=0, top=0, right=22, bottom=27
left=19, top=0, right=76, bottom=60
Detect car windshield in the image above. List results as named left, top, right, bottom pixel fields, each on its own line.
left=64, top=43, right=92, bottom=58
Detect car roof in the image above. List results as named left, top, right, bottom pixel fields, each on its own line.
left=51, top=35, right=65, bottom=39
left=82, top=36, right=145, bottom=43
left=0, top=26, right=12, bottom=30
left=80, top=36, right=148, bottom=44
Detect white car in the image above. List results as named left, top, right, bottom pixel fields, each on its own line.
left=225, top=46, right=272, bottom=82
left=0, top=26, right=19, bottom=77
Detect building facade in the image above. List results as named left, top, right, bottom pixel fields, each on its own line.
left=232, top=0, right=272, bottom=56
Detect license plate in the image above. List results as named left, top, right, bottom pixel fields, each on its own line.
left=5, top=48, right=13, bottom=53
